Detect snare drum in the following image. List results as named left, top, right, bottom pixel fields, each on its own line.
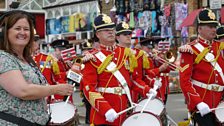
left=47, top=101, right=77, bottom=126
left=134, top=98, right=167, bottom=126
left=122, top=112, right=162, bottom=126
left=215, top=101, right=224, bottom=123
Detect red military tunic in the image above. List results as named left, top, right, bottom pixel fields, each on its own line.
left=34, top=53, right=73, bottom=103
left=53, top=59, right=73, bottom=103
left=179, top=36, right=224, bottom=112
left=54, top=59, right=69, bottom=83
left=82, top=45, right=150, bottom=126
left=34, top=53, right=57, bottom=103
left=131, top=49, right=153, bottom=103
left=34, top=52, right=56, bottom=85
left=144, top=57, right=159, bottom=87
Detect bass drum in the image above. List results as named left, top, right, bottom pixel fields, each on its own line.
left=134, top=98, right=167, bottom=126
left=215, top=101, right=224, bottom=123
left=47, top=101, right=77, bottom=126
left=122, top=112, right=162, bottom=126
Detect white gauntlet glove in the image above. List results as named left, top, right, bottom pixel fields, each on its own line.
left=105, top=109, right=118, bottom=122
left=146, top=88, right=158, bottom=100
left=196, top=102, right=211, bottom=117
left=178, top=45, right=193, bottom=54
left=154, top=78, right=162, bottom=88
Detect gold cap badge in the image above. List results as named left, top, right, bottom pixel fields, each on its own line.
left=102, top=14, right=112, bottom=24
left=122, top=22, right=129, bottom=29
left=208, top=10, right=216, bottom=20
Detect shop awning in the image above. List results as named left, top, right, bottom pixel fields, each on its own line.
left=179, top=9, right=202, bottom=28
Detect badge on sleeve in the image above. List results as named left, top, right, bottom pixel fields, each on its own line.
left=85, top=85, right=90, bottom=91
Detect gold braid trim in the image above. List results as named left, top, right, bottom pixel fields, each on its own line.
left=89, top=92, right=103, bottom=108
left=129, top=54, right=137, bottom=72
left=41, top=55, right=53, bottom=73
left=52, top=60, right=60, bottom=75
left=220, top=42, right=224, bottom=50
left=143, top=53, right=150, bottom=69
left=125, top=48, right=137, bottom=73
left=97, top=54, right=113, bottom=74
left=195, top=47, right=210, bottom=64
left=136, top=50, right=144, bottom=59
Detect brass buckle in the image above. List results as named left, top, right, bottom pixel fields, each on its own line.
left=114, top=87, right=122, bottom=95
left=211, top=85, right=220, bottom=91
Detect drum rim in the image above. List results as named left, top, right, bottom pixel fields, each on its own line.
left=134, top=97, right=165, bottom=114
left=137, top=97, right=164, bottom=105
left=47, top=101, right=77, bottom=125
left=48, top=100, right=74, bottom=105
left=121, top=111, right=162, bottom=126
left=215, top=101, right=224, bottom=123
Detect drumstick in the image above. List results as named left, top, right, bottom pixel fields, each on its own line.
left=140, top=85, right=158, bottom=113
left=166, top=114, right=178, bottom=126
left=196, top=107, right=224, bottom=113
left=64, top=83, right=76, bottom=105
left=117, top=103, right=142, bottom=116
left=210, top=107, right=224, bottom=111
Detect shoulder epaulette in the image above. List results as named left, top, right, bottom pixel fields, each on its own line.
left=82, top=49, right=98, bottom=63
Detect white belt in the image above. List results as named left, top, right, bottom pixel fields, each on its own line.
left=96, top=87, right=126, bottom=95
left=160, top=73, right=169, bottom=76
left=40, top=65, right=50, bottom=68
left=192, top=79, right=224, bottom=92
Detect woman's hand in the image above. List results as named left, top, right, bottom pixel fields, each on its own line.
left=54, top=84, right=74, bottom=96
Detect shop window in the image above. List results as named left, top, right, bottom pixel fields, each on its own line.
left=47, top=11, right=53, bottom=19
left=0, top=0, right=6, bottom=9
left=63, top=7, right=70, bottom=16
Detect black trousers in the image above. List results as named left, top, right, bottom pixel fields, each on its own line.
left=82, top=95, right=91, bottom=124
left=193, top=112, right=218, bottom=126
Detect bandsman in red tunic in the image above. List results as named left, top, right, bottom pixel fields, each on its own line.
left=33, top=44, right=58, bottom=87
left=33, top=47, right=59, bottom=103
left=140, top=39, right=170, bottom=104
left=81, top=14, right=157, bottom=126
left=115, top=22, right=159, bottom=103
left=179, top=8, right=224, bottom=126
left=50, top=40, right=73, bottom=103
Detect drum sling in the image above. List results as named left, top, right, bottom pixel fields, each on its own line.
left=0, top=111, right=43, bottom=126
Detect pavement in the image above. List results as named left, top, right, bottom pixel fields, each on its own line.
left=72, top=88, right=189, bottom=126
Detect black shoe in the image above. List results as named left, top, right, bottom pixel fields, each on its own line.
left=184, top=117, right=189, bottom=121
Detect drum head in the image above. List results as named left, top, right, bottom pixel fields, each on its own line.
left=134, top=98, right=164, bottom=115
left=215, top=102, right=224, bottom=123
left=122, top=112, right=161, bottom=126
left=48, top=101, right=76, bottom=124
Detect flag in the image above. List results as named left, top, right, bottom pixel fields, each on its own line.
left=61, top=47, right=76, bottom=62
left=158, top=41, right=170, bottom=52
